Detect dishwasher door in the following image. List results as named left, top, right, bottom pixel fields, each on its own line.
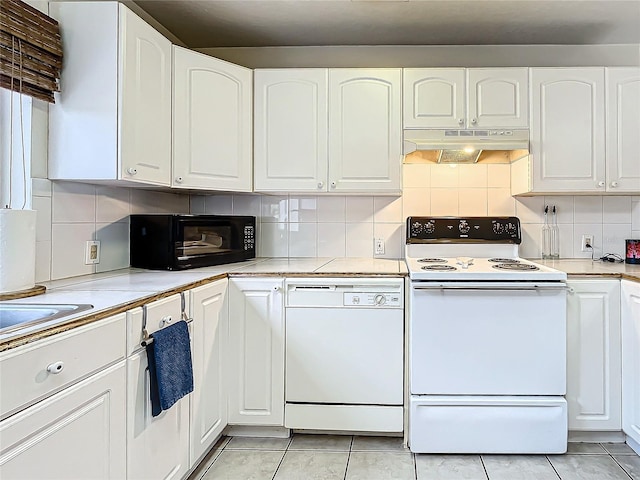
left=285, top=280, right=404, bottom=406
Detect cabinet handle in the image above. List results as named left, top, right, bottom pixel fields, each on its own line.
left=457, top=118, right=464, bottom=125
left=597, top=181, right=605, bottom=187
left=330, top=181, right=336, bottom=189
left=471, top=118, right=477, bottom=124
left=126, top=167, right=137, bottom=176
left=46, top=361, right=64, bottom=374
left=175, top=176, right=183, bottom=183
left=160, top=315, right=172, bottom=327
left=317, top=181, right=323, bottom=189
left=610, top=181, right=619, bottom=188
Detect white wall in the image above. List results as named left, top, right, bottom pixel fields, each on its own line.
left=198, top=45, right=640, bottom=69
left=194, top=164, right=640, bottom=261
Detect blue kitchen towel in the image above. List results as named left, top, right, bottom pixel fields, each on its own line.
left=145, top=320, right=193, bottom=417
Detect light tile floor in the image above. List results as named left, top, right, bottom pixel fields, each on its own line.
left=189, top=435, right=640, bottom=480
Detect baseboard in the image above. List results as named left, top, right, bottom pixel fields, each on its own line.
left=568, top=430, right=626, bottom=443
left=223, top=425, right=291, bottom=438
left=626, top=435, right=640, bottom=455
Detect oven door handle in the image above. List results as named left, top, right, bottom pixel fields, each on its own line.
left=412, top=284, right=569, bottom=292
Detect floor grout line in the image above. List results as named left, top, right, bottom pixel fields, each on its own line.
left=545, top=454, right=562, bottom=480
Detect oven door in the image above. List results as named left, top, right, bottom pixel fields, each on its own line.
left=409, top=281, right=567, bottom=396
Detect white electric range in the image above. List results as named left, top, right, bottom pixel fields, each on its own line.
left=405, top=216, right=569, bottom=454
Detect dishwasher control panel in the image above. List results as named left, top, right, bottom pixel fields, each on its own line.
left=343, top=292, right=401, bottom=307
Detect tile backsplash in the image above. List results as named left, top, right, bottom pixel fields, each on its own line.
left=33, top=164, right=640, bottom=282
left=32, top=180, right=189, bottom=282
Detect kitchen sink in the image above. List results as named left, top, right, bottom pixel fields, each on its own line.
left=0, top=303, right=94, bottom=334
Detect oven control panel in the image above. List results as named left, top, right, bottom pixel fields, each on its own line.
left=406, top=216, right=521, bottom=244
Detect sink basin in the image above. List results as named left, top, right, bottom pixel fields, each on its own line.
left=0, top=303, right=94, bottom=334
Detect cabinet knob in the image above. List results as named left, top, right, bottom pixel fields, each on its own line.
left=610, top=181, right=619, bottom=188
left=46, top=361, right=64, bottom=374
left=597, top=181, right=605, bottom=187
left=273, top=285, right=280, bottom=292
left=175, top=176, right=183, bottom=183
left=160, top=315, right=172, bottom=327
left=457, top=118, right=464, bottom=125
left=330, top=181, right=336, bottom=189
left=317, top=181, right=323, bottom=189
left=126, top=167, right=137, bottom=176
left=471, top=118, right=477, bottom=124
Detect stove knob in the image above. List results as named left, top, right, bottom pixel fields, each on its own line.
left=493, top=222, right=504, bottom=234
left=374, top=294, right=386, bottom=306
left=411, top=222, right=423, bottom=236
left=458, top=221, right=470, bottom=234
left=506, top=222, right=517, bottom=235
left=424, top=221, right=435, bottom=234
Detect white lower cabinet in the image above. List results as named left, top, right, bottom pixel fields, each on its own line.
left=190, top=279, right=228, bottom=465
left=126, top=294, right=190, bottom=480
left=622, top=280, right=640, bottom=450
left=0, top=314, right=127, bottom=480
left=228, top=278, right=285, bottom=426
left=566, top=280, right=622, bottom=431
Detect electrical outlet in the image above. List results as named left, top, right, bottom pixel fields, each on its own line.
left=374, top=238, right=385, bottom=255
left=581, top=235, right=593, bottom=252
left=85, top=240, right=100, bottom=264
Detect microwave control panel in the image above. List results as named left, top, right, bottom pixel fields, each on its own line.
left=244, top=225, right=255, bottom=251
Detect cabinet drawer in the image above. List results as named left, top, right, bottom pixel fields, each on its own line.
left=0, top=313, right=126, bottom=420
left=126, top=293, right=184, bottom=356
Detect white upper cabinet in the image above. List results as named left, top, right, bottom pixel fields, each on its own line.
left=173, top=47, right=252, bottom=192
left=520, top=68, right=607, bottom=194
left=403, top=68, right=528, bottom=129
left=254, top=68, right=402, bottom=194
left=254, top=69, right=328, bottom=192
left=49, top=2, right=172, bottom=186
left=328, top=69, right=402, bottom=193
left=606, top=68, right=640, bottom=193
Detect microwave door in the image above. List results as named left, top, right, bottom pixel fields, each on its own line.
left=177, top=225, right=233, bottom=258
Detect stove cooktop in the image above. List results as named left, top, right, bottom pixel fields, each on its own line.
left=405, top=256, right=566, bottom=281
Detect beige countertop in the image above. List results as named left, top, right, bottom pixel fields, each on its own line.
left=3, top=257, right=639, bottom=351
left=0, top=257, right=405, bottom=350
left=534, top=258, right=640, bottom=282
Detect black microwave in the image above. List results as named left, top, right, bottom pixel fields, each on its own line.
left=130, top=214, right=256, bottom=270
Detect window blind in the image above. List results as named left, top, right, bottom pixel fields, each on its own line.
left=0, top=0, right=62, bottom=103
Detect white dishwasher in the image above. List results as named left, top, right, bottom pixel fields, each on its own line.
left=284, top=277, right=404, bottom=433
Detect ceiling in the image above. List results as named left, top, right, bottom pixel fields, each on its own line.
left=132, top=0, right=640, bottom=48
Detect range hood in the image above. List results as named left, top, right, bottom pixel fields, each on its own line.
left=403, top=129, right=529, bottom=164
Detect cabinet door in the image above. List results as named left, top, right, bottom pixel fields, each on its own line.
left=403, top=68, right=465, bottom=128
left=467, top=68, right=529, bottom=128
left=0, top=362, right=126, bottom=480
left=329, top=69, right=402, bottom=193
left=173, top=47, right=253, bottom=192
left=530, top=68, right=606, bottom=192
left=622, top=280, right=640, bottom=447
left=190, top=279, right=228, bottom=466
left=119, top=4, right=172, bottom=185
left=566, top=280, right=621, bottom=431
left=606, top=68, right=640, bottom=193
left=126, top=296, right=189, bottom=480
left=254, top=69, right=328, bottom=192
left=228, top=278, right=284, bottom=425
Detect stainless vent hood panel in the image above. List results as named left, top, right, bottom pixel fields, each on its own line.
left=403, top=129, right=529, bottom=154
